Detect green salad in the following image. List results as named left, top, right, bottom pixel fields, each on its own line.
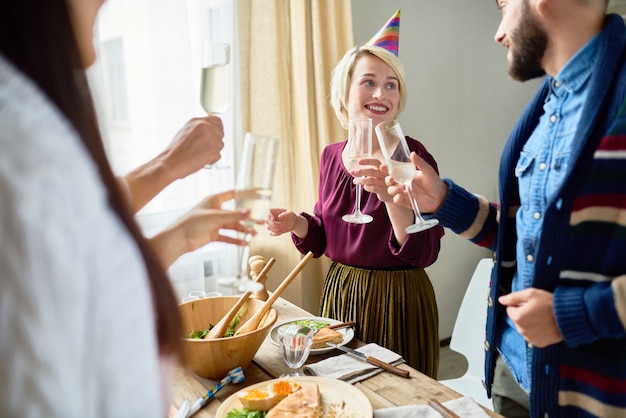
left=225, top=408, right=267, bottom=418
left=188, top=310, right=243, bottom=339
left=188, top=327, right=213, bottom=339
left=292, top=319, right=330, bottom=332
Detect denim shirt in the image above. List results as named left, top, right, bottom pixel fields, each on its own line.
left=498, top=34, right=599, bottom=392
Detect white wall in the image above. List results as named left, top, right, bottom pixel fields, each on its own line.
left=352, top=1, right=541, bottom=340
left=609, top=0, right=626, bottom=16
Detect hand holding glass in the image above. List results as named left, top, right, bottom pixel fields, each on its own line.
left=375, top=120, right=439, bottom=233
left=278, top=324, right=314, bottom=377
left=216, top=133, right=279, bottom=291
left=342, top=118, right=373, bottom=224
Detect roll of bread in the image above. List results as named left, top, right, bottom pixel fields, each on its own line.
left=311, top=327, right=343, bottom=349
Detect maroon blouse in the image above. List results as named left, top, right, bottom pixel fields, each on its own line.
left=293, top=136, right=444, bottom=269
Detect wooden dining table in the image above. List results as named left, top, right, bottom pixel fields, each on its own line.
left=169, top=296, right=502, bottom=417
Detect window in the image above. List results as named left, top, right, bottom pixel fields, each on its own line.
left=90, top=0, right=239, bottom=298
left=100, top=38, right=130, bottom=123
left=92, top=0, right=235, bottom=214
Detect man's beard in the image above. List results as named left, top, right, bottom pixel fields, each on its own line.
left=509, top=0, right=548, bottom=81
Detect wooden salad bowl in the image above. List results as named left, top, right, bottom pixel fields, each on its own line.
left=179, top=296, right=278, bottom=379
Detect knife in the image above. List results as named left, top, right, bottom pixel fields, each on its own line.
left=327, top=320, right=356, bottom=330
left=326, top=343, right=410, bottom=378
left=428, top=399, right=460, bottom=418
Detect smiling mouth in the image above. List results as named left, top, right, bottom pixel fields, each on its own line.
left=366, top=104, right=388, bottom=113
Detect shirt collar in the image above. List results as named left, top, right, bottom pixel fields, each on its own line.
left=550, top=33, right=600, bottom=95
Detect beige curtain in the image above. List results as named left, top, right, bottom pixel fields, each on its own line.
left=236, top=0, right=353, bottom=312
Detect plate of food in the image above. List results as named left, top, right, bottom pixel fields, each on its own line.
left=215, top=376, right=372, bottom=418
left=267, top=316, right=354, bottom=355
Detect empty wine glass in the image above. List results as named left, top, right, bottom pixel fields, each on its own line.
left=200, top=42, right=230, bottom=169
left=375, top=120, right=439, bottom=233
left=216, top=133, right=279, bottom=291
left=278, top=324, right=314, bottom=377
left=342, top=117, right=374, bottom=224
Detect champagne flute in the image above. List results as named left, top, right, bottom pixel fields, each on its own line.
left=375, top=120, right=439, bottom=233
left=278, top=324, right=314, bottom=377
left=342, top=117, right=374, bottom=224
left=200, top=42, right=230, bottom=169
left=216, top=133, right=279, bottom=291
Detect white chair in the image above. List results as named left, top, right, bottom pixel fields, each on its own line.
left=440, top=258, right=494, bottom=409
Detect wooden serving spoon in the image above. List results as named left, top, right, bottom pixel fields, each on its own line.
left=235, top=252, right=314, bottom=336
left=205, top=258, right=276, bottom=339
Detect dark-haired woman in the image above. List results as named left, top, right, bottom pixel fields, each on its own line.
left=0, top=0, right=247, bottom=416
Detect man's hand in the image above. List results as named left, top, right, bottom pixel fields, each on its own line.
left=386, top=152, right=448, bottom=213
left=499, top=288, right=564, bottom=347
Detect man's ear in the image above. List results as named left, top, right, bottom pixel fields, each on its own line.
left=534, top=0, right=561, bottom=19
left=534, top=0, right=550, bottom=17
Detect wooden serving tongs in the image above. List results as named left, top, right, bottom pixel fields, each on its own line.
left=235, top=251, right=314, bottom=336
left=205, top=257, right=277, bottom=339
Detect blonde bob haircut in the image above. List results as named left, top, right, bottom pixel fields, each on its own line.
left=330, top=45, right=407, bottom=129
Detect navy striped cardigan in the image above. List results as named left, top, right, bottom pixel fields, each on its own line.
left=433, top=14, right=626, bottom=418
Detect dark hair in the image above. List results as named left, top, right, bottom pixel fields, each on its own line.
left=0, top=0, right=181, bottom=356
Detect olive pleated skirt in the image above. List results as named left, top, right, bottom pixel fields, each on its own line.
left=319, top=261, right=439, bottom=378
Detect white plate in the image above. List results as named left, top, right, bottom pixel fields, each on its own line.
left=215, top=376, right=373, bottom=418
left=267, top=316, right=354, bottom=355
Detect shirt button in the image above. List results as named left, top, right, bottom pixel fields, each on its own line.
left=534, top=212, right=541, bottom=220
left=539, top=162, right=547, bottom=170
left=527, top=342, right=533, bottom=349
left=527, top=254, right=535, bottom=262
left=554, top=81, right=561, bottom=88
left=550, top=115, right=557, bottom=123
left=484, top=341, right=491, bottom=351
left=488, top=296, right=494, bottom=307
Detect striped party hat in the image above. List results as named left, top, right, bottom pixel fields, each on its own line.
left=365, top=9, right=400, bottom=56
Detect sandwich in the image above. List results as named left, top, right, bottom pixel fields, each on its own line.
left=311, top=327, right=343, bottom=349
left=238, top=380, right=301, bottom=411
left=266, top=383, right=321, bottom=418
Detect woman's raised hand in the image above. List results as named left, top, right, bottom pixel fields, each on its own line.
left=165, top=115, right=225, bottom=178
left=351, top=157, right=395, bottom=203
left=149, top=190, right=253, bottom=268
left=265, top=208, right=297, bottom=236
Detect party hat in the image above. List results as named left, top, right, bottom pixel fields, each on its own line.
left=365, top=9, right=400, bottom=56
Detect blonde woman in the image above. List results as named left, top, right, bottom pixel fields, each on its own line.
left=266, top=44, right=444, bottom=377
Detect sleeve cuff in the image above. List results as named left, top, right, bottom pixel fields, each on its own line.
left=433, top=178, right=481, bottom=234
left=554, top=285, right=597, bottom=346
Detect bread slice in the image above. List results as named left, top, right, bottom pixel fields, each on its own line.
left=311, top=327, right=343, bottom=349
left=266, top=383, right=321, bottom=418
